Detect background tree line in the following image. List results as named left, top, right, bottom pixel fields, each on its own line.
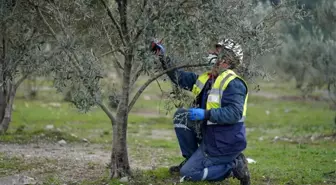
left=273, top=0, right=335, bottom=103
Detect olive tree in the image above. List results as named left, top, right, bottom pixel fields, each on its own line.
left=291, top=3, right=336, bottom=123
left=276, top=0, right=336, bottom=100
left=277, top=2, right=336, bottom=137
left=0, top=0, right=52, bottom=133
left=30, top=0, right=300, bottom=178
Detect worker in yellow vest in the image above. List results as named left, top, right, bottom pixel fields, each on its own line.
left=151, top=39, right=250, bottom=185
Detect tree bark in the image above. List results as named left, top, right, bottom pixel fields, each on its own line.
left=0, top=85, right=16, bottom=134
left=110, top=51, right=132, bottom=177
left=295, top=67, right=306, bottom=89
left=110, top=118, right=130, bottom=178
left=0, top=21, right=9, bottom=134
left=0, top=90, right=6, bottom=127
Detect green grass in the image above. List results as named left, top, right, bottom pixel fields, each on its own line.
left=248, top=96, right=335, bottom=138
left=0, top=153, right=57, bottom=177
left=5, top=94, right=333, bottom=144
left=1, top=79, right=336, bottom=185
left=0, top=153, right=28, bottom=176
left=245, top=140, right=336, bottom=184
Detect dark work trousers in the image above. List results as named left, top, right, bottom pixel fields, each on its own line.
left=173, top=108, right=240, bottom=181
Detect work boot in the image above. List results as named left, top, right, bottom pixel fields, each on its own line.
left=232, top=153, right=251, bottom=185
left=169, top=159, right=187, bottom=174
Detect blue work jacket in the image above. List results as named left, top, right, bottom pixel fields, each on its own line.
left=162, top=56, right=247, bottom=156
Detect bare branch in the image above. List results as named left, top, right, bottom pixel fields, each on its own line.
left=99, top=49, right=123, bottom=58
left=34, top=4, right=85, bottom=76
left=33, top=4, right=57, bottom=40
left=0, top=23, right=7, bottom=86
left=14, top=49, right=56, bottom=92
left=128, top=62, right=208, bottom=112
left=131, top=0, right=147, bottom=39
left=1, top=42, right=4, bottom=66
left=14, top=74, right=30, bottom=91
left=135, top=0, right=148, bottom=27
left=117, top=0, right=129, bottom=43
left=133, top=26, right=145, bottom=43
left=102, top=24, right=124, bottom=75
left=132, top=14, right=159, bottom=45
left=154, top=79, right=165, bottom=99
left=50, top=3, right=69, bottom=38
left=97, top=102, right=116, bottom=125
left=2, top=0, right=20, bottom=23
left=100, top=0, right=127, bottom=47
left=1, top=25, right=5, bottom=64
left=130, top=63, right=143, bottom=87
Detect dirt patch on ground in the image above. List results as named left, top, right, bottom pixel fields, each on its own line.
left=0, top=143, right=110, bottom=165
left=0, top=142, right=180, bottom=184
left=272, top=133, right=336, bottom=144
left=0, top=143, right=109, bottom=184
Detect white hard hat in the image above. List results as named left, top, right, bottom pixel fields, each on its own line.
left=220, top=39, right=244, bottom=63
left=206, top=39, right=243, bottom=66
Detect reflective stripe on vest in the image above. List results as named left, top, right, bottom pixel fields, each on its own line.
left=191, top=72, right=210, bottom=96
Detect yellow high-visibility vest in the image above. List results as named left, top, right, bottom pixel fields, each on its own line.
left=191, top=69, right=248, bottom=123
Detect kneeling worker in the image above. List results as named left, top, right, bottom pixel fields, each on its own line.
left=151, top=39, right=250, bottom=185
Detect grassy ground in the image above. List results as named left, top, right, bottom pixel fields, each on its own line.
left=0, top=78, right=336, bottom=185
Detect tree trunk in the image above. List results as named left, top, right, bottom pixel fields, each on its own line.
left=0, top=87, right=16, bottom=134
left=0, top=91, right=6, bottom=124
left=110, top=53, right=133, bottom=178
left=110, top=118, right=130, bottom=178
left=0, top=22, right=12, bottom=134
left=295, top=67, right=306, bottom=89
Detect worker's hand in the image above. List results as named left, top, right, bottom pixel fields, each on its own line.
left=150, top=39, right=165, bottom=55
left=188, top=108, right=205, bottom=121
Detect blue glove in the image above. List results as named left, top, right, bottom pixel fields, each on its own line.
left=188, top=108, right=205, bottom=121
